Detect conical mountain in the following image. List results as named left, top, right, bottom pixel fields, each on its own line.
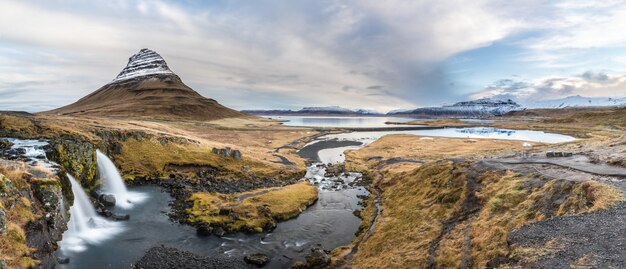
left=48, top=49, right=246, bottom=121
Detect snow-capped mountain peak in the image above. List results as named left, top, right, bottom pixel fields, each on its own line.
left=447, top=98, right=522, bottom=115
left=387, top=98, right=524, bottom=118
left=111, top=48, right=175, bottom=83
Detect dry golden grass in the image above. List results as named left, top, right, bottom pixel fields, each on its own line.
left=0, top=163, right=41, bottom=269
left=31, top=114, right=313, bottom=177
left=116, top=136, right=304, bottom=181
left=0, top=115, right=38, bottom=137
left=341, top=133, right=625, bottom=269
left=346, top=134, right=530, bottom=171
left=187, top=182, right=318, bottom=233
left=469, top=173, right=624, bottom=268
left=351, top=161, right=463, bottom=269
left=349, top=161, right=623, bottom=269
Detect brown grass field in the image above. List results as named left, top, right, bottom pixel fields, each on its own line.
left=338, top=133, right=624, bottom=269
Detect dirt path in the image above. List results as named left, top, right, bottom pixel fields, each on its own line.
left=427, top=168, right=481, bottom=269
left=493, top=155, right=626, bottom=178
left=507, top=200, right=626, bottom=268
left=482, top=156, right=626, bottom=268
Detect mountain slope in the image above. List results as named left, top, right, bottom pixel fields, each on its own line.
left=389, top=98, right=524, bottom=118
left=47, top=49, right=246, bottom=121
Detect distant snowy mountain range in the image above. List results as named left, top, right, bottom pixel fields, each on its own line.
left=242, top=106, right=382, bottom=116
left=388, top=98, right=523, bottom=118
left=242, top=95, right=626, bottom=118
left=523, top=95, right=626, bottom=109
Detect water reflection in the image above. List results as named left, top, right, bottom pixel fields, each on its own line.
left=265, top=116, right=417, bottom=128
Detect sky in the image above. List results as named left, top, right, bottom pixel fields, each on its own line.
left=2, top=0, right=626, bottom=113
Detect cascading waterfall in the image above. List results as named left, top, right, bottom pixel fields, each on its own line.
left=60, top=174, right=123, bottom=253
left=67, top=175, right=99, bottom=233
left=96, top=150, right=146, bottom=208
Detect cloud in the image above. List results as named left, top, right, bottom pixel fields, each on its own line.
left=1, top=0, right=625, bottom=112
left=472, top=71, right=626, bottom=101
left=0, top=0, right=528, bottom=112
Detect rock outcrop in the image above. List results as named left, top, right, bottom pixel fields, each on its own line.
left=212, top=147, right=242, bottom=160
left=48, top=137, right=97, bottom=188
left=0, top=139, right=12, bottom=149
left=244, top=253, right=270, bottom=266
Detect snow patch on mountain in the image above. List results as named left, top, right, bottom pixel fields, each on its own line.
left=111, top=48, right=175, bottom=83
left=445, top=98, right=523, bottom=115
left=300, top=106, right=353, bottom=112
left=388, top=98, right=524, bottom=118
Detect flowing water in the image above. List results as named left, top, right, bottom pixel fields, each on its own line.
left=60, top=175, right=124, bottom=253
left=96, top=150, right=147, bottom=209
left=56, top=148, right=368, bottom=268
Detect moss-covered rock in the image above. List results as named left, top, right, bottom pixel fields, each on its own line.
left=48, top=136, right=97, bottom=188
left=32, top=181, right=67, bottom=238
left=0, top=174, right=12, bottom=194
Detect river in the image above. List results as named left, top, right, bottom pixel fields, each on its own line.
left=6, top=118, right=577, bottom=268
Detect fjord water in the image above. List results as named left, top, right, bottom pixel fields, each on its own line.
left=323, top=127, right=576, bottom=145
left=96, top=150, right=146, bottom=208
left=59, top=175, right=123, bottom=253
left=266, top=115, right=417, bottom=128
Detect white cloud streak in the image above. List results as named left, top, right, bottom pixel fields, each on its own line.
left=472, top=71, right=626, bottom=102
left=0, top=0, right=625, bottom=112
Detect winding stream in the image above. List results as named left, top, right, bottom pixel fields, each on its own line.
left=3, top=123, right=577, bottom=268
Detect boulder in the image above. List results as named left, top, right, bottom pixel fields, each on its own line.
left=96, top=207, right=113, bottom=217
left=0, top=208, right=6, bottom=235
left=212, top=147, right=243, bottom=160
left=57, top=256, right=70, bottom=264
left=212, top=226, right=226, bottom=237
left=244, top=253, right=270, bottom=267
left=99, top=194, right=116, bottom=207
left=111, top=214, right=130, bottom=221
left=232, top=150, right=242, bottom=160
left=304, top=248, right=331, bottom=269
left=0, top=138, right=12, bottom=149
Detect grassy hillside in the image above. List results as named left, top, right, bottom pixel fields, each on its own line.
left=339, top=134, right=624, bottom=268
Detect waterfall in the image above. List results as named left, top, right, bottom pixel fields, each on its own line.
left=67, top=175, right=99, bottom=233
left=96, top=150, right=146, bottom=208
left=60, top=174, right=123, bottom=253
